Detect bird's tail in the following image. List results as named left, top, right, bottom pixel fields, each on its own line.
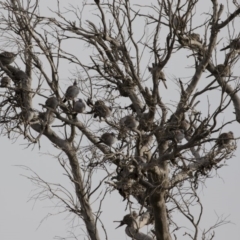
left=162, top=80, right=168, bottom=89
left=220, top=46, right=230, bottom=51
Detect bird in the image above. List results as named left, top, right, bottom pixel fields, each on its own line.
left=158, top=71, right=168, bottom=89
left=10, top=69, right=28, bottom=85
left=63, top=80, right=80, bottom=102
left=180, top=119, right=193, bottom=135
left=97, top=132, right=117, bottom=147
left=0, top=76, right=11, bottom=87
left=0, top=51, right=18, bottom=65
left=38, top=111, right=55, bottom=125
left=206, top=64, right=230, bottom=78
left=94, top=0, right=100, bottom=5
left=173, top=129, right=185, bottom=143
left=220, top=38, right=240, bottom=51
left=172, top=15, right=185, bottom=32
left=189, top=33, right=201, bottom=42
left=73, top=98, right=86, bottom=114
left=216, top=131, right=234, bottom=147
left=93, top=100, right=111, bottom=120
left=148, top=63, right=167, bottom=89
left=45, top=96, right=59, bottom=110
left=120, top=115, right=139, bottom=130
left=115, top=212, right=138, bottom=229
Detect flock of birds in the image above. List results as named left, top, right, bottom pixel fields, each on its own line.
left=0, top=37, right=239, bottom=149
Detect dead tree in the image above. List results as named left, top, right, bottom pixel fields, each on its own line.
left=0, top=0, right=239, bottom=239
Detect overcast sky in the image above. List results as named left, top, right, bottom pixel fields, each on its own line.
left=0, top=0, right=239, bottom=240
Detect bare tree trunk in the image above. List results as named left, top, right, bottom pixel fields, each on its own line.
left=150, top=191, right=171, bottom=240
left=66, top=151, right=101, bottom=240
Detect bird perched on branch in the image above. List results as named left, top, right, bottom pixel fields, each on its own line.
left=216, top=131, right=234, bottom=147
left=148, top=63, right=167, bottom=89
left=97, top=132, right=117, bottom=147
left=115, top=211, right=138, bottom=229
left=158, top=71, right=168, bottom=89
left=180, top=119, right=193, bottom=135
left=38, top=111, right=55, bottom=125
left=94, top=0, right=100, bottom=5
left=6, top=68, right=29, bottom=85
left=73, top=98, right=86, bottom=114
left=63, top=80, right=80, bottom=102
left=172, top=15, right=186, bottom=32
left=120, top=115, right=139, bottom=131
left=0, top=76, right=11, bottom=87
left=189, top=33, right=201, bottom=42
left=220, top=38, right=240, bottom=51
left=87, top=99, right=112, bottom=120
left=45, top=96, right=59, bottom=110
left=173, top=129, right=185, bottom=143
left=0, top=52, right=18, bottom=65
left=206, top=64, right=230, bottom=78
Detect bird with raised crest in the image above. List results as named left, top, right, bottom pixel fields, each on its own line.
left=63, top=80, right=80, bottom=102
left=115, top=212, right=138, bottom=229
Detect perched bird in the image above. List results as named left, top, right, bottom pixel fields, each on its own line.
left=0, top=51, right=18, bottom=65
left=189, top=33, right=201, bottom=42
left=173, top=129, right=185, bottom=143
left=172, top=15, right=185, bottom=32
left=20, top=108, right=37, bottom=124
left=93, top=100, right=111, bottom=120
left=94, top=0, right=100, bottom=5
left=73, top=98, right=86, bottom=114
left=115, top=212, right=138, bottom=229
left=180, top=119, right=193, bottom=135
left=120, top=115, right=139, bottom=130
left=220, top=38, right=240, bottom=51
left=0, top=76, right=11, bottom=87
left=38, top=111, right=55, bottom=125
left=10, top=69, right=29, bottom=85
left=97, top=132, right=117, bottom=147
left=158, top=71, right=168, bottom=89
left=63, top=80, right=80, bottom=102
left=117, top=79, right=136, bottom=97
left=45, top=96, right=59, bottom=110
left=216, top=131, right=234, bottom=147
left=148, top=63, right=167, bottom=89
left=206, top=64, right=230, bottom=78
